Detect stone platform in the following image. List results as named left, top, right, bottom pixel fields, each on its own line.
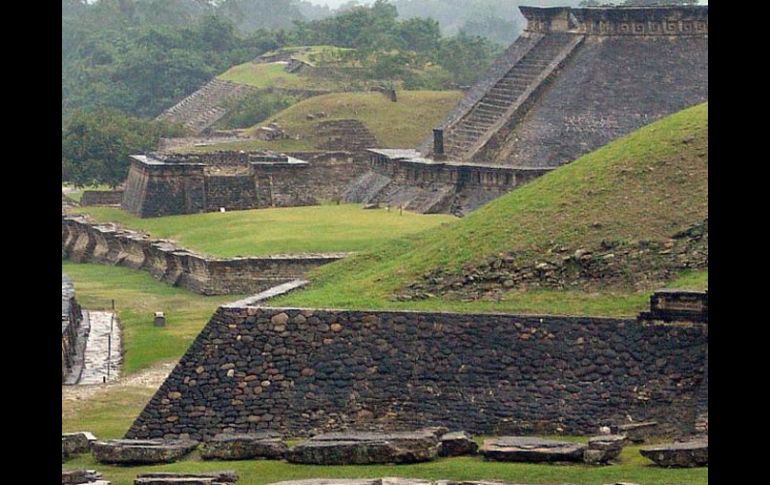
left=200, top=433, right=287, bottom=460
left=640, top=438, right=708, bottom=467
left=481, top=437, right=587, bottom=463
left=92, top=439, right=199, bottom=465
left=286, top=430, right=441, bottom=465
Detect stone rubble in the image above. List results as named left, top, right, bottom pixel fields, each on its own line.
left=398, top=220, right=707, bottom=302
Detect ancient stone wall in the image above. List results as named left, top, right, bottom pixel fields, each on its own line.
left=127, top=305, right=707, bottom=440
left=62, top=275, right=82, bottom=383
left=62, top=215, right=347, bottom=295
left=122, top=152, right=369, bottom=217
left=80, top=190, right=124, bottom=206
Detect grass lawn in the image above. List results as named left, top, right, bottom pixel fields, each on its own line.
left=274, top=103, right=708, bottom=316
left=188, top=91, right=463, bottom=153
left=70, top=204, right=457, bottom=258
left=63, top=443, right=707, bottom=485
left=61, top=262, right=243, bottom=375
left=219, top=62, right=342, bottom=91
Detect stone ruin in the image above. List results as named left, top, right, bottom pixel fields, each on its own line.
left=120, top=150, right=368, bottom=217
left=156, top=79, right=259, bottom=135
left=62, top=275, right=85, bottom=384
left=345, top=5, right=708, bottom=215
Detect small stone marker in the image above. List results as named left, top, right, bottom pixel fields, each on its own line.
left=154, top=312, right=166, bottom=327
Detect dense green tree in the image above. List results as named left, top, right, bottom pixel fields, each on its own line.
left=437, top=31, right=501, bottom=86
left=62, top=109, right=185, bottom=187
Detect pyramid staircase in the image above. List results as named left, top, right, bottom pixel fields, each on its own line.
left=443, top=33, right=583, bottom=162
left=156, top=79, right=258, bottom=135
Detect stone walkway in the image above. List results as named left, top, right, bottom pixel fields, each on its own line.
left=79, top=310, right=122, bottom=385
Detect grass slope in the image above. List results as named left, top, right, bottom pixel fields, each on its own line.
left=71, top=204, right=456, bottom=258
left=275, top=103, right=708, bottom=316
left=187, top=90, right=463, bottom=153
left=62, top=262, right=242, bottom=374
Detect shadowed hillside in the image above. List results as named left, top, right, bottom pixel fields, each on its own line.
left=274, top=102, right=708, bottom=316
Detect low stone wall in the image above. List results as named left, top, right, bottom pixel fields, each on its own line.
left=62, top=215, right=347, bottom=295
left=127, top=306, right=707, bottom=440
left=62, top=275, right=83, bottom=383
left=80, top=190, right=124, bottom=206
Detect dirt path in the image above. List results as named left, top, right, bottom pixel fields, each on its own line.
left=62, top=361, right=176, bottom=402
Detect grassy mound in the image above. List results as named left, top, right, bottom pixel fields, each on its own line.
left=186, top=90, right=463, bottom=152
left=71, top=204, right=456, bottom=258
left=274, top=103, right=708, bottom=316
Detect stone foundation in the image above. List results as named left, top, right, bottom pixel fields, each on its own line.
left=122, top=151, right=368, bottom=218
left=62, top=215, right=347, bottom=295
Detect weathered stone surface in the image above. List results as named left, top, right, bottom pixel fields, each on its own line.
left=583, top=435, right=626, bottom=465
left=287, top=430, right=440, bottom=465
left=481, top=437, right=587, bottom=463
left=439, top=431, right=479, bottom=457
left=200, top=433, right=287, bottom=460
left=640, top=438, right=708, bottom=467
left=62, top=469, right=105, bottom=484
left=62, top=432, right=95, bottom=455
left=135, top=471, right=238, bottom=484
left=611, top=422, right=658, bottom=443
left=92, top=439, right=199, bottom=465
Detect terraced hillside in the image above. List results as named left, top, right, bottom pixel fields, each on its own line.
left=183, top=90, right=464, bottom=153
left=275, top=103, right=708, bottom=316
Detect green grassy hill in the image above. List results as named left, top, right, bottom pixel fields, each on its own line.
left=185, top=90, right=463, bottom=152
left=274, top=103, right=708, bottom=316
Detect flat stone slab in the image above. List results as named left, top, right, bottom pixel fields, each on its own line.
left=287, top=430, right=440, bottom=465
left=201, top=433, right=287, bottom=460
left=439, top=431, right=479, bottom=457
left=481, top=437, right=587, bottom=463
left=135, top=471, right=237, bottom=485
left=640, top=438, right=708, bottom=467
left=92, top=439, right=199, bottom=465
